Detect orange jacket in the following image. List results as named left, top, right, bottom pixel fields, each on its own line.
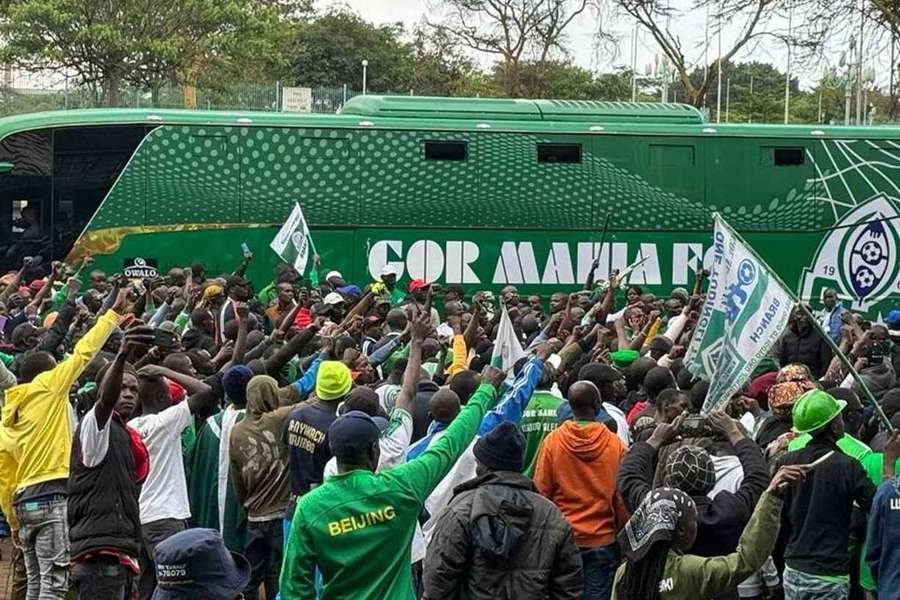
left=533, top=420, right=628, bottom=548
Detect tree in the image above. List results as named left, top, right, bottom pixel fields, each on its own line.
left=402, top=28, right=482, bottom=96
left=427, top=0, right=595, bottom=96
left=0, top=0, right=298, bottom=106
left=612, top=0, right=812, bottom=108
left=287, top=11, right=412, bottom=91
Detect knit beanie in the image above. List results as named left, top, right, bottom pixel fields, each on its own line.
left=223, top=365, right=254, bottom=406
left=663, top=445, right=717, bottom=496
left=473, top=422, right=525, bottom=472
left=316, top=361, right=352, bottom=401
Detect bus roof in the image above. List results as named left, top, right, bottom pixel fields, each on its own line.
left=338, top=95, right=707, bottom=124
left=3, top=97, right=900, bottom=140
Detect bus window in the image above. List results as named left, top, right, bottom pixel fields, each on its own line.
left=0, top=130, right=52, bottom=270
left=771, top=147, right=805, bottom=166
left=537, top=143, right=581, bottom=163
left=424, top=140, right=467, bottom=161
left=52, top=125, right=147, bottom=260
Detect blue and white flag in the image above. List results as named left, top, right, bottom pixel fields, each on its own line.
left=685, top=214, right=794, bottom=413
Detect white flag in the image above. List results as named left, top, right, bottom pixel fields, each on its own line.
left=491, top=306, right=526, bottom=372
left=684, top=214, right=794, bottom=413
left=270, top=203, right=313, bottom=275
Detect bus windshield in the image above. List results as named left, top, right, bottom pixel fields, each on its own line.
left=0, top=124, right=148, bottom=272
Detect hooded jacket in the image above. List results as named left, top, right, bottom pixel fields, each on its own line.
left=533, top=420, right=627, bottom=548
left=228, top=375, right=292, bottom=519
left=423, top=470, right=582, bottom=600
left=0, top=309, right=120, bottom=526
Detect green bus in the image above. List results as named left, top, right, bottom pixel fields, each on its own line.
left=1, top=95, right=899, bottom=317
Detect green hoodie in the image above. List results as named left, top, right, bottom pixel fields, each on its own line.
left=280, top=383, right=499, bottom=600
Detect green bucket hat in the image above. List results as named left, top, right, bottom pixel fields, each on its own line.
left=791, top=389, right=846, bottom=435
left=610, top=349, right=640, bottom=369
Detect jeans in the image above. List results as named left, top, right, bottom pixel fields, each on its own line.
left=243, top=519, right=284, bottom=600
left=71, top=555, right=135, bottom=600
left=14, top=496, right=68, bottom=600
left=783, top=566, right=849, bottom=600
left=580, top=545, right=620, bottom=600
left=138, top=518, right=187, bottom=599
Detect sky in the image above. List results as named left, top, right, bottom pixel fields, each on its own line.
left=330, top=0, right=892, bottom=92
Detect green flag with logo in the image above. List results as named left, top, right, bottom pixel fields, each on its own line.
left=685, top=214, right=794, bottom=413
left=269, top=202, right=313, bottom=275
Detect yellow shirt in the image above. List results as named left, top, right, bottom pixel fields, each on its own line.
left=0, top=309, right=120, bottom=528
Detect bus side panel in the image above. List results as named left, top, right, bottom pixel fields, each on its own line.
left=238, top=127, right=359, bottom=226
left=144, top=127, right=241, bottom=225
left=357, top=129, right=480, bottom=227
left=477, top=131, right=594, bottom=230
left=590, top=134, right=709, bottom=233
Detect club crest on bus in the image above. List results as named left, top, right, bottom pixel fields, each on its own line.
left=799, top=195, right=900, bottom=314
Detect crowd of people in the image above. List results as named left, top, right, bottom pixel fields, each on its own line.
left=0, top=248, right=898, bottom=600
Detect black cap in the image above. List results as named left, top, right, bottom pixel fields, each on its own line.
left=473, top=422, right=524, bottom=472
left=329, top=411, right=383, bottom=458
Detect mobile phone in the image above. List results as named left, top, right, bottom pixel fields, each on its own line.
left=240, top=243, right=252, bottom=258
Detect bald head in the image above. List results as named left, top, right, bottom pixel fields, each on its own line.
left=429, top=388, right=461, bottom=424
left=568, top=381, right=601, bottom=420
left=444, top=301, right=463, bottom=317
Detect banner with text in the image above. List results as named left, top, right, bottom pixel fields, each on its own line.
left=685, top=214, right=793, bottom=413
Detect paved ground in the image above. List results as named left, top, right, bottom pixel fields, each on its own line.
left=0, top=537, right=15, bottom=599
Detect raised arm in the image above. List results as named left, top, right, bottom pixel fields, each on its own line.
left=233, top=251, right=253, bottom=278
left=25, top=260, right=63, bottom=312
left=95, top=325, right=154, bottom=429
left=223, top=303, right=250, bottom=370
left=0, top=257, right=30, bottom=305
left=395, top=309, right=431, bottom=415
left=49, top=287, right=130, bottom=395
left=264, top=318, right=322, bottom=377
left=389, top=367, right=505, bottom=501
left=36, top=277, right=81, bottom=355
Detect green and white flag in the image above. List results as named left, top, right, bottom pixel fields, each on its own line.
left=491, top=306, right=526, bottom=371
left=685, top=214, right=793, bottom=413
left=270, top=202, right=313, bottom=275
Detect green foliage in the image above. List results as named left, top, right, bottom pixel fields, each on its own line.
left=0, top=0, right=301, bottom=105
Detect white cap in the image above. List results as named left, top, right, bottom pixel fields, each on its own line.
left=380, top=264, right=398, bottom=277
left=324, top=292, right=344, bottom=305
left=325, top=270, right=343, bottom=282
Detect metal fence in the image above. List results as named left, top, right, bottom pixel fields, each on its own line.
left=0, top=82, right=368, bottom=116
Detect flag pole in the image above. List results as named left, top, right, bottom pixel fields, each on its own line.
left=714, top=214, right=893, bottom=430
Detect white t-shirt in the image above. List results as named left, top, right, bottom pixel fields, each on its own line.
left=128, top=402, right=193, bottom=524
left=79, top=405, right=112, bottom=468
left=322, top=408, right=413, bottom=479
left=603, top=402, right=631, bottom=447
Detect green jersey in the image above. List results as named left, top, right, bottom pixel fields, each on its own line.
left=280, top=383, right=499, bottom=600
left=519, top=390, right=562, bottom=476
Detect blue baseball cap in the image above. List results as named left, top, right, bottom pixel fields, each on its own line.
left=886, top=309, right=900, bottom=328
left=329, top=410, right=385, bottom=458
left=152, top=528, right=250, bottom=599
